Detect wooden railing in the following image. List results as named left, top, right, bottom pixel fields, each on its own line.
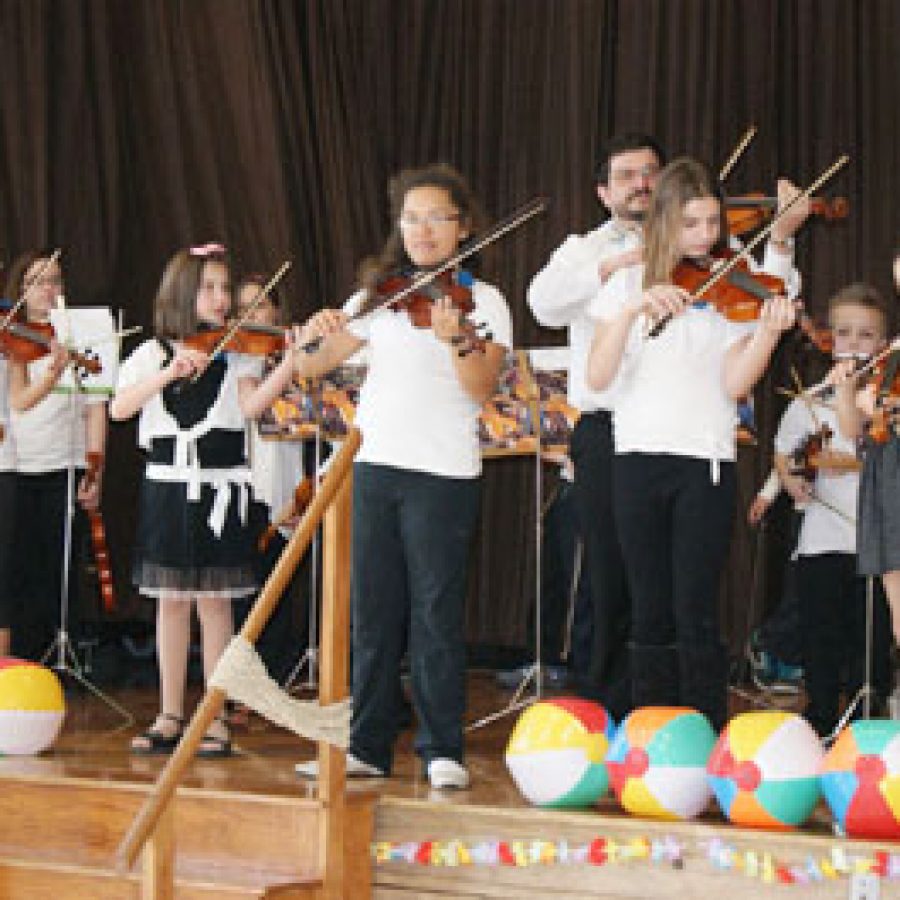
left=116, top=428, right=362, bottom=897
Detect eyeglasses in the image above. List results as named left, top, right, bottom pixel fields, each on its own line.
left=25, top=274, right=63, bottom=289
left=609, top=165, right=660, bottom=185
left=398, top=211, right=461, bottom=229
left=189, top=242, right=227, bottom=257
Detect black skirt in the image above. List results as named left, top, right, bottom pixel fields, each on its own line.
left=133, top=476, right=257, bottom=600
left=858, top=437, right=900, bottom=576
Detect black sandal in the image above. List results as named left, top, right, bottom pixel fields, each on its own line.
left=197, top=716, right=233, bottom=759
left=130, top=713, right=184, bottom=756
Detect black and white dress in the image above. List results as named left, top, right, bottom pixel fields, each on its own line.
left=116, top=339, right=262, bottom=600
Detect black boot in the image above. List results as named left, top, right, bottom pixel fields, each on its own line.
left=678, top=643, right=728, bottom=730
left=630, top=643, right=680, bottom=709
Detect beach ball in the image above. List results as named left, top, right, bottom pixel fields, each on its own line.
left=707, top=711, right=823, bottom=830
left=505, top=697, right=614, bottom=807
left=820, top=720, right=900, bottom=840
left=607, top=707, right=717, bottom=820
left=0, top=658, right=66, bottom=755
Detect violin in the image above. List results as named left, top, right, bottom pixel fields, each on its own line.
left=789, top=424, right=860, bottom=478
left=83, top=451, right=115, bottom=612
left=0, top=319, right=102, bottom=375
left=726, top=194, right=849, bottom=236
left=181, top=322, right=288, bottom=358
left=669, top=247, right=785, bottom=324
left=373, top=269, right=489, bottom=355
left=257, top=477, right=314, bottom=553
left=869, top=350, right=900, bottom=444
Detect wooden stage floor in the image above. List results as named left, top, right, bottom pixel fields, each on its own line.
left=0, top=670, right=892, bottom=898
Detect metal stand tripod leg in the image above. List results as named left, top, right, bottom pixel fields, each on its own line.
left=825, top=575, right=875, bottom=745
left=284, top=431, right=323, bottom=692
left=468, top=438, right=543, bottom=732
left=41, top=408, right=133, bottom=728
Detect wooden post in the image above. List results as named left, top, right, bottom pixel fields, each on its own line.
left=141, top=801, right=175, bottom=899
left=318, top=474, right=353, bottom=899
left=117, top=430, right=361, bottom=872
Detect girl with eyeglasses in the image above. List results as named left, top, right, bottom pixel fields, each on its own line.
left=293, top=164, right=512, bottom=789
left=3, top=252, right=107, bottom=663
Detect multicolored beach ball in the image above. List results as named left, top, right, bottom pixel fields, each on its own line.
left=707, top=711, right=823, bottom=830
left=607, top=707, right=717, bottom=820
left=505, top=697, right=614, bottom=807
left=0, top=658, right=66, bottom=755
left=820, top=720, right=900, bottom=840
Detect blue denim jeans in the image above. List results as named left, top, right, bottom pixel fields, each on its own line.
left=349, top=462, right=481, bottom=773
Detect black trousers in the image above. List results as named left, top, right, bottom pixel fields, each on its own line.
left=13, top=470, right=85, bottom=661
left=0, top=471, right=16, bottom=628
left=349, top=462, right=480, bottom=774
left=613, top=453, right=736, bottom=729
left=796, top=552, right=892, bottom=737
left=569, top=411, right=631, bottom=716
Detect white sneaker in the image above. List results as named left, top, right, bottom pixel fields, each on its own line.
left=294, top=752, right=385, bottom=779
left=427, top=757, right=470, bottom=790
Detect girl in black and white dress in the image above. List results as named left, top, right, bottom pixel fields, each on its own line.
left=111, top=245, right=299, bottom=756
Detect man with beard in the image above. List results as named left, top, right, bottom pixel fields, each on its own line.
left=527, top=134, right=806, bottom=720
left=526, top=133, right=664, bottom=719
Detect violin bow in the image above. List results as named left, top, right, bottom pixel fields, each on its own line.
left=718, top=125, right=757, bottom=182
left=798, top=337, right=900, bottom=401
left=300, top=196, right=548, bottom=354
left=0, top=249, right=63, bottom=332
left=648, top=154, right=850, bottom=337
left=189, top=260, right=292, bottom=381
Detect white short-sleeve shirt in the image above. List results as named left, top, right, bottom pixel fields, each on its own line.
left=591, top=264, right=754, bottom=462
left=774, top=397, right=858, bottom=556
left=345, top=279, right=512, bottom=478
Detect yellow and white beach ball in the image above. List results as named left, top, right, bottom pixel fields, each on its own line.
left=505, top=697, right=614, bottom=807
left=0, top=658, right=66, bottom=755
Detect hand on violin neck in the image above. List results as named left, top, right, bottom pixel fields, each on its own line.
left=430, top=295, right=465, bottom=344
left=599, top=247, right=643, bottom=284
left=167, top=345, right=210, bottom=382
left=304, top=308, right=347, bottom=340
left=638, top=283, right=691, bottom=323
left=47, top=339, right=71, bottom=380
left=771, top=178, right=811, bottom=242
left=758, top=295, right=797, bottom=337
left=77, top=469, right=102, bottom=511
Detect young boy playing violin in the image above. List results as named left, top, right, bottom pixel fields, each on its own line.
left=774, top=283, right=892, bottom=738
left=586, top=157, right=797, bottom=729
left=833, top=249, right=900, bottom=651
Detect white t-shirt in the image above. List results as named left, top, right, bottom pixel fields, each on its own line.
left=345, top=279, right=512, bottom=478
left=0, top=359, right=15, bottom=471
left=528, top=220, right=641, bottom=413
left=591, top=264, right=754, bottom=462
left=10, top=355, right=106, bottom=473
left=774, top=397, right=858, bottom=556
left=249, top=425, right=305, bottom=518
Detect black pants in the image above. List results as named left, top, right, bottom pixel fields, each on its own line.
left=569, top=411, right=631, bottom=717
left=13, top=470, right=85, bottom=661
left=350, top=462, right=480, bottom=774
left=233, top=500, right=311, bottom=683
left=797, top=552, right=892, bottom=737
left=0, top=471, right=17, bottom=629
left=614, top=453, right=736, bottom=729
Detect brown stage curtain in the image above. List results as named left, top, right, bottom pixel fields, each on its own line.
left=1, top=0, right=897, bottom=655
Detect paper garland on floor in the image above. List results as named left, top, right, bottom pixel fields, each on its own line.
left=372, top=836, right=900, bottom=886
